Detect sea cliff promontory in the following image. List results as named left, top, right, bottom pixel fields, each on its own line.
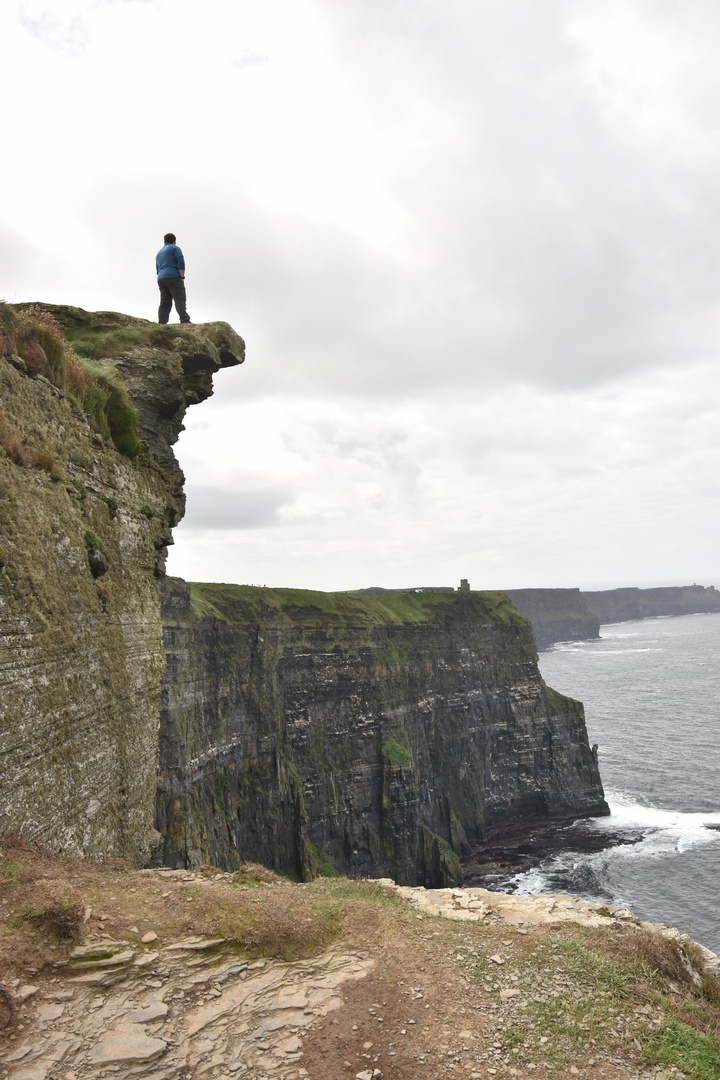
left=2, top=303, right=607, bottom=883
left=504, top=588, right=600, bottom=651
left=584, top=584, right=720, bottom=625
left=506, top=584, right=720, bottom=650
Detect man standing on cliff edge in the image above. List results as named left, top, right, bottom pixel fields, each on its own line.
left=156, top=232, right=191, bottom=324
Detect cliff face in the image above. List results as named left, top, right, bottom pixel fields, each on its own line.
left=0, top=305, right=244, bottom=863
left=504, top=589, right=600, bottom=651
left=157, top=582, right=608, bottom=884
left=504, top=585, right=720, bottom=650
left=583, top=585, right=720, bottom=625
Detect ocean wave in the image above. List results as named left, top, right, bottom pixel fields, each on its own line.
left=550, top=640, right=661, bottom=655
left=504, top=797, right=720, bottom=901
left=591, top=643, right=660, bottom=652
left=590, top=798, right=720, bottom=857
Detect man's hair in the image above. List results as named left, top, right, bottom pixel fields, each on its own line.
left=163, top=232, right=176, bottom=244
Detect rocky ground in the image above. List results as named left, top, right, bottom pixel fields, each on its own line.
left=460, top=819, right=645, bottom=890
left=1, top=841, right=719, bottom=1080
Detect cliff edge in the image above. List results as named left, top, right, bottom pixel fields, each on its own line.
left=0, top=304, right=244, bottom=863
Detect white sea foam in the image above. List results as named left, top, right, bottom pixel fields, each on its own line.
left=590, top=797, right=720, bottom=857
left=505, top=795, right=720, bottom=900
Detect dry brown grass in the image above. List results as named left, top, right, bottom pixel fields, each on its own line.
left=64, top=353, right=87, bottom=402
left=231, top=862, right=290, bottom=886
left=0, top=406, right=29, bottom=466
left=0, top=838, right=343, bottom=975
left=21, top=337, right=47, bottom=377
left=16, top=878, right=85, bottom=942
left=204, top=885, right=342, bottom=960
left=599, top=923, right=706, bottom=990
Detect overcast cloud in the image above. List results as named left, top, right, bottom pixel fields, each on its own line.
left=2, top=0, right=718, bottom=591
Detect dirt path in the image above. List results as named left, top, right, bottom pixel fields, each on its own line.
left=1, top=853, right=718, bottom=1080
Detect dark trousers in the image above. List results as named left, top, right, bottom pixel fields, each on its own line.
left=158, top=277, right=190, bottom=323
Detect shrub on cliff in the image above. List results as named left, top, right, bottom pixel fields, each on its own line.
left=0, top=304, right=141, bottom=460
left=77, top=359, right=141, bottom=459
left=84, top=529, right=111, bottom=578
left=0, top=302, right=19, bottom=358
left=11, top=305, right=67, bottom=386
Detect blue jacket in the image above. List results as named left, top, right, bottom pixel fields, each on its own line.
left=156, top=243, right=185, bottom=280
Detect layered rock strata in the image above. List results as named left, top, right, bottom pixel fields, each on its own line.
left=584, top=584, right=720, bottom=625
left=0, top=306, right=244, bottom=862
left=157, top=582, right=608, bottom=882
left=504, top=589, right=600, bottom=651
left=505, top=584, right=720, bottom=650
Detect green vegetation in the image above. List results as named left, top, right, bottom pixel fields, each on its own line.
left=84, top=530, right=109, bottom=559
left=0, top=303, right=141, bottom=460
left=382, top=637, right=414, bottom=667
left=186, top=581, right=526, bottom=633
left=544, top=684, right=577, bottom=709
left=65, top=322, right=196, bottom=359
left=140, top=504, right=154, bottom=518
left=458, top=927, right=720, bottom=1079
left=307, top=844, right=341, bottom=878
left=305, top=875, right=409, bottom=910
left=69, top=340, right=95, bottom=358
left=644, top=1020, right=720, bottom=1080
left=77, top=359, right=141, bottom=459
left=381, top=737, right=412, bottom=767
left=0, top=858, right=25, bottom=887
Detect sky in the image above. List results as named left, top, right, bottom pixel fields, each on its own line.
left=3, top=0, right=719, bottom=592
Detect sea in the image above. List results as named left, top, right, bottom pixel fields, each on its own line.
left=510, top=611, right=720, bottom=956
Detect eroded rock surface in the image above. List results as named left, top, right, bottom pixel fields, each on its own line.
left=157, top=582, right=608, bottom=883
left=0, top=932, right=371, bottom=1080
left=2, top=869, right=717, bottom=1080
left=0, top=307, right=244, bottom=863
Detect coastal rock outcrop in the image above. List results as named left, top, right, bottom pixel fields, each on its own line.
left=504, top=589, right=600, bottom=651
left=583, top=584, right=720, bottom=625
left=156, top=582, right=608, bottom=882
left=0, top=305, right=244, bottom=862
left=505, top=584, right=720, bottom=650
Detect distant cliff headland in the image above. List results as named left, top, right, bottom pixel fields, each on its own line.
left=1, top=304, right=607, bottom=884
left=506, top=585, right=720, bottom=650
left=362, top=584, right=720, bottom=651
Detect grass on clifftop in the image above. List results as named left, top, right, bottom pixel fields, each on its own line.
left=0, top=303, right=140, bottom=459
left=64, top=322, right=197, bottom=359
left=186, top=581, right=525, bottom=631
